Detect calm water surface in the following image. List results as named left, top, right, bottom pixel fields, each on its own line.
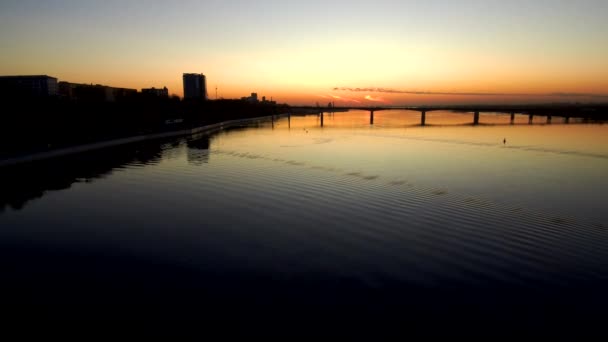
left=2, top=110, right=608, bottom=337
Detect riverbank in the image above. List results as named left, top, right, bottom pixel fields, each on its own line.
left=0, top=114, right=288, bottom=167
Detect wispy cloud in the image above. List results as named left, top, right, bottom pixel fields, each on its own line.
left=317, top=94, right=361, bottom=103
left=331, top=95, right=361, bottom=103
left=333, top=87, right=608, bottom=98
left=547, top=92, right=608, bottom=98
left=364, top=95, right=386, bottom=102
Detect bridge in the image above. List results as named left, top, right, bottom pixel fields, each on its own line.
left=289, top=104, right=608, bottom=126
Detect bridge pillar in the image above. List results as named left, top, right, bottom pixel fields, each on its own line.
left=528, top=114, right=534, bottom=124
left=510, top=112, right=515, bottom=124
left=564, top=116, right=570, bottom=124
left=320, top=111, right=324, bottom=127
left=473, top=111, right=480, bottom=125
left=547, top=115, right=552, bottom=124
left=288, top=114, right=291, bottom=129
left=370, top=110, right=374, bottom=125
left=421, top=110, right=426, bottom=126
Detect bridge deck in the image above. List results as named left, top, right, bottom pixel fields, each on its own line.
left=291, top=104, right=608, bottom=119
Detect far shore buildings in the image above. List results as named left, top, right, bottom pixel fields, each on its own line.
left=58, top=82, right=137, bottom=102
left=242, top=92, right=258, bottom=103
left=0, top=75, right=58, bottom=97
left=2, top=74, right=277, bottom=105
left=241, top=92, right=276, bottom=105
left=0, top=75, right=140, bottom=102
left=183, top=73, right=207, bottom=100
left=141, top=86, right=169, bottom=97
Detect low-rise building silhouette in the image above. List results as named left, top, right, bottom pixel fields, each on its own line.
left=241, top=92, right=258, bottom=103
left=241, top=92, right=276, bottom=105
left=142, top=86, right=169, bottom=97
left=58, top=82, right=137, bottom=102
left=0, top=75, right=58, bottom=98
left=183, top=73, right=207, bottom=100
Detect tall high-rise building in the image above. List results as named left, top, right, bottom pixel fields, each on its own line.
left=183, top=73, right=207, bottom=100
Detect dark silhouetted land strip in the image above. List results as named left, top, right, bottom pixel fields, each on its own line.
left=0, top=92, right=289, bottom=160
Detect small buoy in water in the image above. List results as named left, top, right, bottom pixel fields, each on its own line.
left=503, top=138, right=506, bottom=144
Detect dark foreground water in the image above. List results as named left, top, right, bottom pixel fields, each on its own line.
left=1, top=111, right=608, bottom=338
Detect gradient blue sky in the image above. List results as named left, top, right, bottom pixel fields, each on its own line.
left=1, top=0, right=607, bottom=104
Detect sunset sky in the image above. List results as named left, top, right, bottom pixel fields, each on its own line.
left=1, top=0, right=607, bottom=105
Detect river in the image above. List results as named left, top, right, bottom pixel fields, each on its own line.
left=1, top=110, right=607, bottom=337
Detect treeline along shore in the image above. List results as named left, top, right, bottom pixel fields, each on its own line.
left=0, top=92, right=290, bottom=159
